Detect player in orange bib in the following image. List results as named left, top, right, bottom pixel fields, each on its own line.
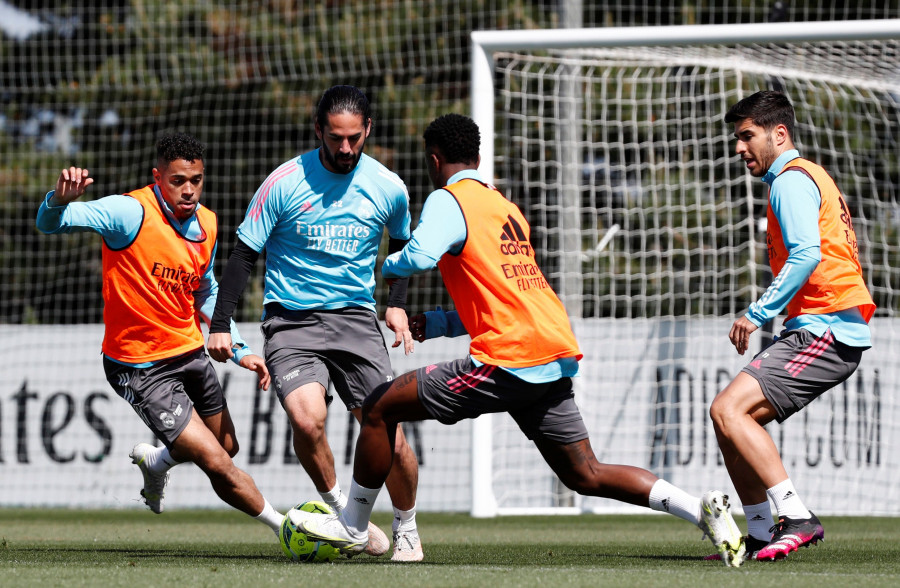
left=710, top=90, right=875, bottom=562
left=36, top=132, right=284, bottom=539
left=293, top=114, right=747, bottom=567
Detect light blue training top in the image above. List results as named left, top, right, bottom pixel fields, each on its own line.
left=747, top=149, right=871, bottom=347
left=35, top=185, right=254, bottom=367
left=237, top=150, right=410, bottom=315
left=382, top=169, right=579, bottom=383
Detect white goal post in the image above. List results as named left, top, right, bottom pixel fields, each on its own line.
left=469, top=20, right=900, bottom=517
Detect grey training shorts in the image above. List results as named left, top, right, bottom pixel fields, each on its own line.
left=416, top=356, right=589, bottom=444
left=741, top=328, right=864, bottom=423
left=103, top=348, right=225, bottom=447
left=261, top=305, right=394, bottom=410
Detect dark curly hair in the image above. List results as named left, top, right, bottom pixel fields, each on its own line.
left=423, top=113, right=480, bottom=164
left=155, top=132, right=205, bottom=167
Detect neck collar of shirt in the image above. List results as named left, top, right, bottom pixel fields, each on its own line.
left=762, top=149, right=800, bottom=186
left=446, top=168, right=482, bottom=186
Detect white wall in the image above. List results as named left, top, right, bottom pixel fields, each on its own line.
left=1, top=319, right=896, bottom=515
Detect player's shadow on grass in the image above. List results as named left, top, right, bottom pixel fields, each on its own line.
left=584, top=553, right=702, bottom=562
left=9, top=546, right=282, bottom=563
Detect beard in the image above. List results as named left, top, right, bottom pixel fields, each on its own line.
left=321, top=141, right=364, bottom=174
left=752, top=137, right=779, bottom=177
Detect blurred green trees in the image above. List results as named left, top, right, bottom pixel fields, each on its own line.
left=1, top=1, right=897, bottom=323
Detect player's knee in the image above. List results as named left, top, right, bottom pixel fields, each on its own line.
left=558, top=471, right=592, bottom=495
left=708, top=393, right=740, bottom=436
left=550, top=459, right=596, bottom=494
left=225, top=438, right=240, bottom=458
left=361, top=381, right=392, bottom=421
left=709, top=396, right=721, bottom=422
left=215, top=432, right=239, bottom=458
left=709, top=399, right=726, bottom=432
left=291, top=416, right=326, bottom=442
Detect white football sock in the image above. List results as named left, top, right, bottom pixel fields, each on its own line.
left=392, top=504, right=418, bottom=534
left=146, top=445, right=179, bottom=475
left=767, top=479, right=812, bottom=520
left=254, top=499, right=284, bottom=533
left=648, top=479, right=702, bottom=525
left=318, top=482, right=347, bottom=513
left=341, top=478, right=381, bottom=537
left=743, top=501, right=774, bottom=541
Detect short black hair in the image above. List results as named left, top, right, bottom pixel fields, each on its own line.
left=156, top=132, right=205, bottom=166
left=724, top=90, right=795, bottom=138
left=315, top=85, right=372, bottom=129
left=423, top=113, right=480, bottom=164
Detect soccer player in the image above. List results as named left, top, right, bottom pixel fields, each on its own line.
left=291, top=113, right=746, bottom=567
left=35, top=132, right=285, bottom=537
left=207, top=85, right=422, bottom=562
left=708, top=90, right=875, bottom=561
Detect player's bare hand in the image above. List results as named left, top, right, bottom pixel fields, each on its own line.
left=410, top=313, right=427, bottom=343
left=729, top=316, right=758, bottom=355
left=239, top=354, right=270, bottom=391
left=53, top=167, right=94, bottom=205
left=385, top=306, right=414, bottom=355
left=207, top=332, right=234, bottom=363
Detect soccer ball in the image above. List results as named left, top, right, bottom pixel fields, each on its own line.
left=279, top=501, right=343, bottom=563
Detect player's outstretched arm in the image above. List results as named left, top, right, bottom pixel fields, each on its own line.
left=52, top=167, right=94, bottom=206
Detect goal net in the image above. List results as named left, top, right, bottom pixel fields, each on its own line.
left=470, top=20, right=900, bottom=516
left=3, top=12, right=899, bottom=519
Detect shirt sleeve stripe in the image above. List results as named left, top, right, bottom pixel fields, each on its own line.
left=247, top=161, right=298, bottom=221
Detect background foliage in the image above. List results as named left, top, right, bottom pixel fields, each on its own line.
left=1, top=1, right=897, bottom=324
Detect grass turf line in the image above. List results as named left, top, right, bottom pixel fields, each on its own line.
left=1, top=509, right=898, bottom=587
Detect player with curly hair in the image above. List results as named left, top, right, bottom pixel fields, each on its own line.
left=36, top=132, right=284, bottom=538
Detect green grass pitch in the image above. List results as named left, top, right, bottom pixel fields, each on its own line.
left=1, top=509, right=898, bottom=587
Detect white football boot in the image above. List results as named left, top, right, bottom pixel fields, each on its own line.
left=391, top=530, right=424, bottom=562
left=129, top=443, right=169, bottom=514
left=699, top=490, right=746, bottom=568
left=292, top=509, right=368, bottom=557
